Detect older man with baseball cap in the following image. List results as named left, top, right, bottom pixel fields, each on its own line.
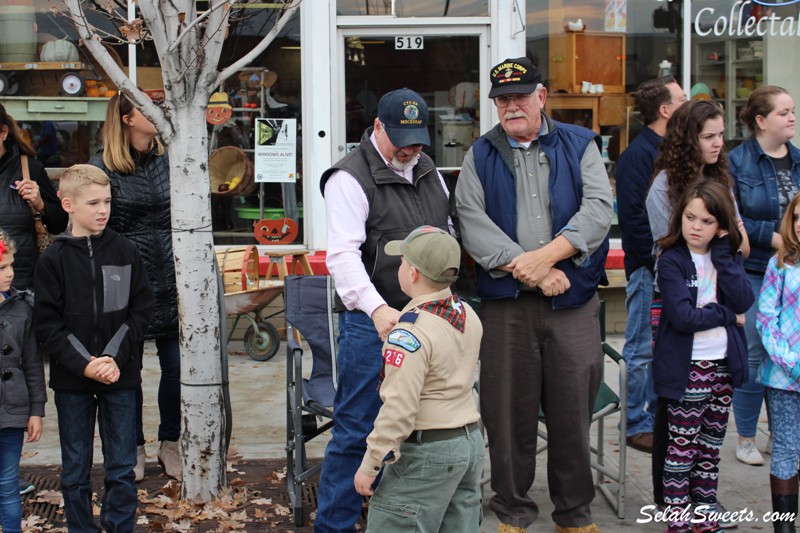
left=316, top=90, right=453, bottom=532
left=456, top=57, right=613, bottom=533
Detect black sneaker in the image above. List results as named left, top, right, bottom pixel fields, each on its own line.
left=19, top=478, right=35, bottom=496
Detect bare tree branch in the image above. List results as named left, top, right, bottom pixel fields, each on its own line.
left=197, top=0, right=233, bottom=90
left=168, top=0, right=235, bottom=55
left=63, top=0, right=173, bottom=140
left=214, top=0, right=302, bottom=87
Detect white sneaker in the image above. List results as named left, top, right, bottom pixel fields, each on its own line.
left=736, top=440, right=765, bottom=466
left=765, top=434, right=772, bottom=455
left=134, top=445, right=146, bottom=482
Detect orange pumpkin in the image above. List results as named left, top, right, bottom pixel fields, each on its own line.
left=86, top=87, right=101, bottom=97
left=104, top=90, right=117, bottom=98
left=253, top=218, right=298, bottom=245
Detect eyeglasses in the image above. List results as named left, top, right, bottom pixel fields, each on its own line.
left=493, top=93, right=533, bottom=108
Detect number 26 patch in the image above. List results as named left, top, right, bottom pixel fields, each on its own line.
left=384, top=349, right=406, bottom=368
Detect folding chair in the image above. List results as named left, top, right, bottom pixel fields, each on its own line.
left=285, top=275, right=338, bottom=526
left=535, top=300, right=628, bottom=518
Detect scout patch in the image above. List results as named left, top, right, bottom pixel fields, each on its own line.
left=384, top=349, right=406, bottom=368
left=387, top=328, right=420, bottom=352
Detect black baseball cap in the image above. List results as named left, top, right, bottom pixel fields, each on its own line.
left=488, top=57, right=543, bottom=98
left=377, top=88, right=430, bottom=147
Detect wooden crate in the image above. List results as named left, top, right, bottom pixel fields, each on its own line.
left=215, top=245, right=260, bottom=294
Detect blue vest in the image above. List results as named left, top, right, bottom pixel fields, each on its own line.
left=472, top=122, right=609, bottom=309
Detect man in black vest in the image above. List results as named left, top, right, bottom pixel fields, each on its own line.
left=315, top=88, right=452, bottom=532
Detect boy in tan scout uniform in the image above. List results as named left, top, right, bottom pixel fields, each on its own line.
left=353, top=225, right=484, bottom=532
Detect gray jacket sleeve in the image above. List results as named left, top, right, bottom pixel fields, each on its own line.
left=557, top=141, right=614, bottom=265
left=455, top=148, right=525, bottom=276
left=646, top=170, right=671, bottom=244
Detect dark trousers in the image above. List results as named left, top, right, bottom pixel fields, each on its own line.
left=55, top=389, right=138, bottom=533
left=480, top=292, right=603, bottom=529
left=135, top=337, right=181, bottom=445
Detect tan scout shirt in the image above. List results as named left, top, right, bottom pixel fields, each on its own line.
left=358, top=288, right=482, bottom=477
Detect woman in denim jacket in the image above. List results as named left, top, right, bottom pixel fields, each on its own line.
left=730, top=86, right=800, bottom=467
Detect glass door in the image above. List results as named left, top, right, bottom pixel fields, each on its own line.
left=334, top=26, right=489, bottom=170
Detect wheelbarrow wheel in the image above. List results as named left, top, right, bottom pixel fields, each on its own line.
left=243, top=321, right=280, bottom=361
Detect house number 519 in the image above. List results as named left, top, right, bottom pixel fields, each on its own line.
left=395, top=36, right=424, bottom=50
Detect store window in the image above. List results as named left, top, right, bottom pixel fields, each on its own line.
left=525, top=0, right=682, bottom=238
left=691, top=0, right=800, bottom=145
left=526, top=0, right=682, bottom=161
left=210, top=9, right=303, bottom=246
left=337, top=0, right=488, bottom=17
left=0, top=1, right=303, bottom=246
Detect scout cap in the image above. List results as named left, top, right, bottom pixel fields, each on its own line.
left=377, top=88, right=430, bottom=147
left=385, top=226, right=460, bottom=284
left=488, top=57, right=543, bottom=98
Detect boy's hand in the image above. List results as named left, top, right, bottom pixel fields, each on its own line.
left=27, top=416, right=43, bottom=443
left=354, top=470, right=376, bottom=496
left=736, top=313, right=746, bottom=327
left=84, top=356, right=120, bottom=384
left=95, top=356, right=120, bottom=383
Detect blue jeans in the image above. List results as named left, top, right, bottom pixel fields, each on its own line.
left=367, top=428, right=485, bottom=533
left=315, top=311, right=383, bottom=533
left=0, top=428, right=24, bottom=533
left=136, top=337, right=181, bottom=444
left=622, top=267, right=656, bottom=436
left=766, top=388, right=800, bottom=480
left=56, top=389, right=138, bottom=533
left=732, top=271, right=767, bottom=438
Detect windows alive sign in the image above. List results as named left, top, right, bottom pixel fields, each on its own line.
left=254, top=118, right=297, bottom=183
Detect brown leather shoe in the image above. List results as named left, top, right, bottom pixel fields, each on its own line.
left=626, top=432, right=654, bottom=453
left=554, top=524, right=603, bottom=533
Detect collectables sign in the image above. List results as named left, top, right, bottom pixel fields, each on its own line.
left=254, top=118, right=297, bottom=183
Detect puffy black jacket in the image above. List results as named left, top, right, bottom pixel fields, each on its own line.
left=90, top=149, right=178, bottom=339
left=33, top=228, right=154, bottom=392
left=0, top=142, right=69, bottom=290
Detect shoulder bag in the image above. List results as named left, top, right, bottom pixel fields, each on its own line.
left=20, top=155, right=55, bottom=253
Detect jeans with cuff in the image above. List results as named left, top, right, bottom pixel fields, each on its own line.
left=0, top=428, right=24, bottom=533
left=622, top=267, right=656, bottom=436
left=56, top=388, right=138, bottom=533
left=315, top=311, right=384, bottom=533
left=732, top=271, right=767, bottom=439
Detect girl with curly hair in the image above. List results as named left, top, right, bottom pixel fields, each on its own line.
left=646, top=99, right=745, bottom=251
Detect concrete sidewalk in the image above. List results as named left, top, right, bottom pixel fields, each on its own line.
left=22, top=336, right=775, bottom=532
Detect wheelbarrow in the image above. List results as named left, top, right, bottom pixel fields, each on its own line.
left=216, top=246, right=283, bottom=361
left=223, top=282, right=284, bottom=361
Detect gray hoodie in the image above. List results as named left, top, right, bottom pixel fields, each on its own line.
left=0, top=287, right=46, bottom=429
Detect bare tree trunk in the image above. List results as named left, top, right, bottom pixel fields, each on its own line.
left=167, top=104, right=227, bottom=500
left=63, top=0, right=302, bottom=502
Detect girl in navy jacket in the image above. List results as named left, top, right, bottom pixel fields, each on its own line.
left=653, top=180, right=754, bottom=533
